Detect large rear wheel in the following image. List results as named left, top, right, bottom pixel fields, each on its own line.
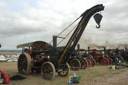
left=81, top=59, right=88, bottom=69
left=108, top=57, right=112, bottom=65
left=101, top=58, right=109, bottom=66
left=70, top=59, right=81, bottom=71
left=17, top=53, right=33, bottom=74
left=91, top=59, right=96, bottom=67
left=41, top=62, right=55, bottom=80
left=87, top=59, right=92, bottom=67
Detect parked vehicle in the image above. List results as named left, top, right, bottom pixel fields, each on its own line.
left=17, top=4, right=104, bottom=79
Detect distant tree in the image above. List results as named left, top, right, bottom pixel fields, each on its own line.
left=0, top=44, right=1, bottom=48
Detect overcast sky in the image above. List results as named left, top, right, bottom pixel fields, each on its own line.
left=0, top=0, right=128, bottom=50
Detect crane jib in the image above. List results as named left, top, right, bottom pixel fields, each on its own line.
left=58, top=18, right=85, bottom=63
left=58, top=4, right=104, bottom=64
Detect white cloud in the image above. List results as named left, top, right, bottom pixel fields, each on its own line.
left=0, top=1, right=7, bottom=8
left=0, top=0, right=128, bottom=50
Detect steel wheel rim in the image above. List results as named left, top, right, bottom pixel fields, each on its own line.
left=42, top=63, right=54, bottom=79
left=57, top=63, right=69, bottom=77
left=71, top=60, right=79, bottom=69
left=108, top=58, right=112, bottom=65
left=87, top=60, right=91, bottom=67
left=18, top=55, right=27, bottom=74
left=81, top=59, right=87, bottom=69
left=91, top=60, right=95, bottom=66
left=101, top=58, right=108, bottom=65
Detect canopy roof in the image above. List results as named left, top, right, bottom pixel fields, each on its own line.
left=17, top=41, right=49, bottom=48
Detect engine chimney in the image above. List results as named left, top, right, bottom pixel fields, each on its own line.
left=115, top=48, right=119, bottom=54
left=53, top=35, right=57, bottom=48
left=88, top=47, right=90, bottom=54
left=104, top=47, right=106, bottom=54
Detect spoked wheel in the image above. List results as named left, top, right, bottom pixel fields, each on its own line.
left=87, top=59, right=92, bottom=67
left=41, top=62, right=55, bottom=80
left=70, top=59, right=81, bottom=71
left=81, top=59, right=88, bottom=69
left=57, top=63, right=70, bottom=77
left=108, top=57, right=112, bottom=65
left=101, top=58, right=109, bottom=66
left=91, top=59, right=96, bottom=67
left=18, top=53, right=33, bottom=74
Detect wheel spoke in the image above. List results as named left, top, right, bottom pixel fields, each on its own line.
left=70, top=59, right=80, bottom=70
left=41, top=62, right=55, bottom=80
left=18, top=53, right=32, bottom=74
left=57, top=63, right=69, bottom=77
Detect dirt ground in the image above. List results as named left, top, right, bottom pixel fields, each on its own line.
left=85, top=68, right=128, bottom=85
left=0, top=62, right=128, bottom=85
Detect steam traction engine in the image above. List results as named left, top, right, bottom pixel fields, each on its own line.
left=17, top=4, right=104, bottom=79
left=91, top=47, right=112, bottom=65
left=69, top=45, right=96, bottom=71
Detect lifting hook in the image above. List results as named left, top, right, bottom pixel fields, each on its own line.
left=94, top=13, right=102, bottom=29
left=96, top=24, right=100, bottom=29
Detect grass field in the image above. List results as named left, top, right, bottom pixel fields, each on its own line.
left=0, top=62, right=115, bottom=85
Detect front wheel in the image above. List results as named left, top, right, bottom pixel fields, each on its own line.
left=57, top=63, right=70, bottom=77
left=41, top=62, right=55, bottom=80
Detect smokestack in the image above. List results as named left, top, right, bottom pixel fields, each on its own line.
left=53, top=35, right=57, bottom=48
left=115, top=48, right=119, bottom=54
left=88, top=47, right=90, bottom=54
left=77, top=44, right=80, bottom=54
left=104, top=47, right=106, bottom=54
